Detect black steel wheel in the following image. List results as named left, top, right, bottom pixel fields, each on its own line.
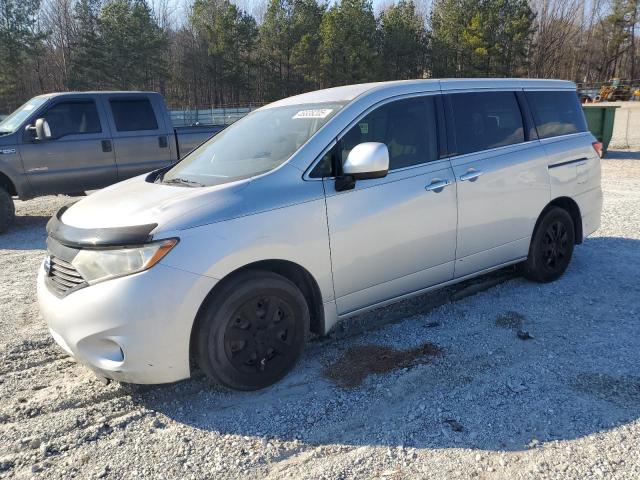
left=195, top=270, right=309, bottom=390
left=521, top=207, right=575, bottom=283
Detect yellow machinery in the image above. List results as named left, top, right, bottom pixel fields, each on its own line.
left=596, top=78, right=635, bottom=101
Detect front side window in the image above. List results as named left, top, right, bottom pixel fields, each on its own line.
left=163, top=102, right=344, bottom=186
left=110, top=99, right=158, bottom=131
left=525, top=90, right=587, bottom=139
left=449, top=91, right=524, bottom=155
left=311, top=96, right=438, bottom=177
left=342, top=97, right=438, bottom=171
left=41, top=101, right=102, bottom=138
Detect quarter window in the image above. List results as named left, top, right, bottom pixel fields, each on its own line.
left=525, top=91, right=587, bottom=139
left=41, top=101, right=101, bottom=137
left=449, top=92, right=524, bottom=155
left=110, top=99, right=158, bottom=131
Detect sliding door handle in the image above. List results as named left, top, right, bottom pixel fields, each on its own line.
left=460, top=169, right=483, bottom=182
left=425, top=179, right=451, bottom=192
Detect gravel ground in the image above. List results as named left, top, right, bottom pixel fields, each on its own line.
left=1, top=152, right=639, bottom=480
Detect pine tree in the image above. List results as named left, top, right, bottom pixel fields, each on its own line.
left=318, top=0, right=378, bottom=87
left=0, top=0, right=43, bottom=109
left=379, top=0, right=428, bottom=80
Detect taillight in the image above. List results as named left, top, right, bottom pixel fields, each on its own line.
left=592, top=141, right=603, bottom=158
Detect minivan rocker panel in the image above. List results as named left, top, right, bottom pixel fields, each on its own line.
left=38, top=79, right=603, bottom=389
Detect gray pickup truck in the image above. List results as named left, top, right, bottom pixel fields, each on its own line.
left=0, top=91, right=223, bottom=232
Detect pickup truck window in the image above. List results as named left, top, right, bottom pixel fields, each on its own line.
left=0, top=96, right=48, bottom=134
left=162, top=102, right=345, bottom=187
left=42, top=101, right=102, bottom=137
left=110, top=99, right=158, bottom=131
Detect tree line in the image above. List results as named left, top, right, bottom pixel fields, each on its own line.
left=1, top=0, right=639, bottom=113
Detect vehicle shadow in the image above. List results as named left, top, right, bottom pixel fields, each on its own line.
left=0, top=215, right=51, bottom=250
left=0, top=196, right=76, bottom=250
left=132, top=235, right=640, bottom=452
left=605, top=149, right=640, bottom=160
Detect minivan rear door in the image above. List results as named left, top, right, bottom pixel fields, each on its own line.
left=103, top=95, right=173, bottom=180
left=323, top=95, right=458, bottom=316
left=445, top=89, right=549, bottom=277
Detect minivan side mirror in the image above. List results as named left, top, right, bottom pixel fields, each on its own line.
left=336, top=142, right=389, bottom=191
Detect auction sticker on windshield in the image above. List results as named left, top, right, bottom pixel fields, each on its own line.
left=293, top=109, right=333, bottom=119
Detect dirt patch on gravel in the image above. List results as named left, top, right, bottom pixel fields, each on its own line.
left=323, top=343, right=442, bottom=388
left=495, top=311, right=525, bottom=329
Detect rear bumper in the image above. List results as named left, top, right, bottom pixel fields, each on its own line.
left=37, top=261, right=217, bottom=384
left=575, top=186, right=603, bottom=238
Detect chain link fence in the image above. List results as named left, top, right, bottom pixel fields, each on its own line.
left=168, top=104, right=263, bottom=127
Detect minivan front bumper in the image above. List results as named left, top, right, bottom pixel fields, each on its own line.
left=37, top=261, right=217, bottom=384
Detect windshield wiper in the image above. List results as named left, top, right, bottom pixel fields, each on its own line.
left=163, top=177, right=205, bottom=187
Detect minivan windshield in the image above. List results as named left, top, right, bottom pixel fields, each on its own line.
left=0, top=97, right=48, bottom=135
left=162, top=102, right=345, bottom=187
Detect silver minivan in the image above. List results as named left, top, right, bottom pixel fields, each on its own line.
left=37, top=79, right=603, bottom=390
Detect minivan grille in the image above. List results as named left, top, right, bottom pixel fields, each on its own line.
left=46, top=256, right=85, bottom=296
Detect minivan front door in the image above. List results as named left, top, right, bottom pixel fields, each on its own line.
left=323, top=96, right=458, bottom=316
left=445, top=91, right=549, bottom=277
left=19, top=98, right=117, bottom=195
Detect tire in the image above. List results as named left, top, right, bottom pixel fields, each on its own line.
left=0, top=187, right=15, bottom=234
left=521, top=207, right=575, bottom=283
left=195, top=270, right=310, bottom=391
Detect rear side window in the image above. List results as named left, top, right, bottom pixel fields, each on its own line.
left=110, top=99, right=158, bottom=131
left=525, top=91, right=587, bottom=139
left=449, top=92, right=524, bottom=155
left=42, top=101, right=101, bottom=137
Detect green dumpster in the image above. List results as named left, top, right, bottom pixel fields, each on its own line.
left=582, top=105, right=619, bottom=155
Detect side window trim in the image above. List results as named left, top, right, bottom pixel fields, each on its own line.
left=443, top=94, right=458, bottom=157
left=516, top=90, right=538, bottom=142
left=435, top=95, right=449, bottom=158
left=305, top=92, right=443, bottom=179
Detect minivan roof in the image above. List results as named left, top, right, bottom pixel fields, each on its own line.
left=264, top=78, right=576, bottom=109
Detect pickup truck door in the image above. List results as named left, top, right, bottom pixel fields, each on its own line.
left=19, top=97, right=117, bottom=195
left=103, top=95, right=173, bottom=180
left=323, top=95, right=458, bottom=316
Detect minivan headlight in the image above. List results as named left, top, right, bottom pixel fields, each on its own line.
left=71, top=238, right=178, bottom=285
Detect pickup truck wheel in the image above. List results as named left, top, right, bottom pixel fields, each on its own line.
left=195, top=270, right=309, bottom=391
left=0, top=188, right=15, bottom=234
left=522, top=207, right=575, bottom=283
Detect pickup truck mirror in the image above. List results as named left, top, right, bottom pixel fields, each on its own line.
left=35, top=118, right=52, bottom=140
left=26, top=118, right=52, bottom=141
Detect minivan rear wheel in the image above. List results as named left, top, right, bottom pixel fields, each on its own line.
left=195, top=270, right=309, bottom=390
left=0, top=188, right=15, bottom=234
left=521, top=207, right=575, bottom=283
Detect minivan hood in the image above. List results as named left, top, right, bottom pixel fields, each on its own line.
left=61, top=173, right=251, bottom=233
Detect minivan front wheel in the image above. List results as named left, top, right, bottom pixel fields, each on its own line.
left=522, top=207, right=575, bottom=283
left=195, top=271, right=309, bottom=390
